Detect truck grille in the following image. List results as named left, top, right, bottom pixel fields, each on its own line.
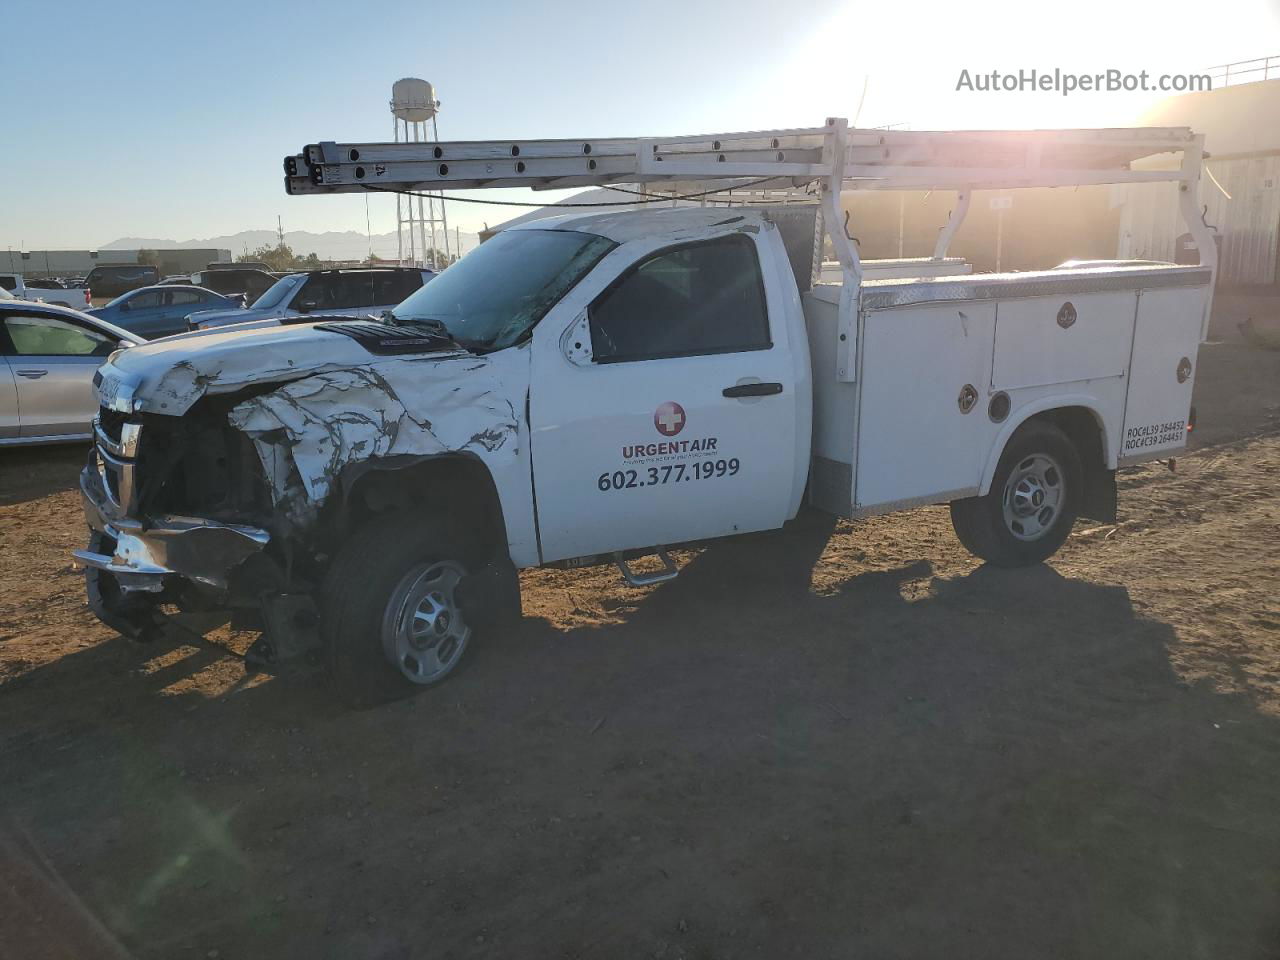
left=92, top=404, right=272, bottom=525
left=97, top=407, right=127, bottom=446
left=93, top=405, right=141, bottom=514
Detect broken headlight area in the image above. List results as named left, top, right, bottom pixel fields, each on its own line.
left=132, top=401, right=276, bottom=526
left=79, top=394, right=320, bottom=614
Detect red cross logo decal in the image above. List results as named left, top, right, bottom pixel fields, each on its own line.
left=654, top=401, right=686, bottom=437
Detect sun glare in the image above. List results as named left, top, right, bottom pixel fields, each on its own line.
left=764, top=0, right=1280, bottom=131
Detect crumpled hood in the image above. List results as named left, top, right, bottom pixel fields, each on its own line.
left=95, top=321, right=461, bottom=415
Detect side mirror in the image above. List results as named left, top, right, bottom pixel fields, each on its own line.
left=118, top=301, right=131, bottom=311
left=295, top=299, right=317, bottom=313
left=560, top=311, right=593, bottom=366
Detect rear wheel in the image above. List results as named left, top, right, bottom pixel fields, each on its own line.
left=950, top=421, right=1082, bottom=567
left=320, top=511, right=473, bottom=706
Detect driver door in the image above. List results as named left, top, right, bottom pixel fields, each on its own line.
left=529, top=232, right=801, bottom=563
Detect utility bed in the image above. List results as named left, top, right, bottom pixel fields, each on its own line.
left=804, top=263, right=1212, bottom=517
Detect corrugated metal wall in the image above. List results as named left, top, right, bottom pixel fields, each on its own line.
left=1207, top=155, right=1280, bottom=285
left=1117, top=155, right=1280, bottom=286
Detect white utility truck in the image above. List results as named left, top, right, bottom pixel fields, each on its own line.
left=76, top=119, right=1216, bottom=704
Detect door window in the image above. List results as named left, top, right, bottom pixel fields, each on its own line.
left=298, top=274, right=382, bottom=311
left=167, top=289, right=204, bottom=306
left=294, top=275, right=329, bottom=310
left=3, top=314, right=115, bottom=356
left=295, top=274, right=349, bottom=310
left=334, top=273, right=378, bottom=309
left=374, top=271, right=424, bottom=305
left=588, top=235, right=771, bottom=364
left=126, top=290, right=163, bottom=310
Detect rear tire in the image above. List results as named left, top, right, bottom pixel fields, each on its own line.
left=320, top=510, right=474, bottom=707
left=950, top=421, right=1082, bottom=567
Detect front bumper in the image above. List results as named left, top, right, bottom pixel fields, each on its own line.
left=76, top=457, right=270, bottom=593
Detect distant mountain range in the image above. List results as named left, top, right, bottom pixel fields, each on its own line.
left=102, top=228, right=480, bottom=261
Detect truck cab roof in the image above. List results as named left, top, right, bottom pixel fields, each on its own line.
left=509, top=206, right=773, bottom=244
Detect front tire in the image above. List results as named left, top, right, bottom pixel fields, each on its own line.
left=950, top=421, right=1082, bottom=567
left=84, top=531, right=165, bottom=640
left=320, top=511, right=473, bottom=706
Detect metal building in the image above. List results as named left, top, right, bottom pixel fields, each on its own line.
left=1117, top=66, right=1280, bottom=287
left=1, top=248, right=231, bottom=279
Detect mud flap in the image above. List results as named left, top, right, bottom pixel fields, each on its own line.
left=457, top=556, right=522, bottom=632
left=1079, top=467, right=1118, bottom=524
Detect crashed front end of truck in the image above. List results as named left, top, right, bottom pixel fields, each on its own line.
left=75, top=320, right=522, bottom=667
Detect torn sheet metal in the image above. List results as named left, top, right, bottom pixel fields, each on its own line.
left=228, top=355, right=518, bottom=509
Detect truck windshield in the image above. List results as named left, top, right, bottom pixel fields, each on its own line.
left=391, top=229, right=615, bottom=350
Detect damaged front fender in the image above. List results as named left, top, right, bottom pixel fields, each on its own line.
left=227, top=355, right=520, bottom=515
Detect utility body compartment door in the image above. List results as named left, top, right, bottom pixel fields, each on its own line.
left=992, top=291, right=1136, bottom=390
left=530, top=230, right=803, bottom=563
left=1119, top=285, right=1208, bottom=463
left=854, top=302, right=998, bottom=511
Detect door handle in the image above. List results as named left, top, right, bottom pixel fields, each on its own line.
left=722, top=382, right=782, bottom=398
left=16, top=369, right=48, bottom=379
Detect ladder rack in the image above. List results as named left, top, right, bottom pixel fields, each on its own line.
left=283, top=115, right=1219, bottom=360
left=284, top=119, right=1203, bottom=196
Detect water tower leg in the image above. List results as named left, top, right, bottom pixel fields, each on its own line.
left=433, top=116, right=450, bottom=267
left=394, top=116, right=403, bottom=265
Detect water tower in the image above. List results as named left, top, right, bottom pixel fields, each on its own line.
left=391, top=78, right=452, bottom=270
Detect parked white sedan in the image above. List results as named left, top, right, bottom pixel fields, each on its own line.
left=0, top=299, right=143, bottom=446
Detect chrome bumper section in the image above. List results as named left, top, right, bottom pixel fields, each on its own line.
left=77, top=463, right=269, bottom=593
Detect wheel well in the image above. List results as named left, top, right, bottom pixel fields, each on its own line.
left=1034, top=406, right=1106, bottom=469
left=329, top=455, right=508, bottom=564
left=1021, top=406, right=1116, bottom=523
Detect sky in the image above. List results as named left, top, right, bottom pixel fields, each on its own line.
left=3, top=0, right=1279, bottom=250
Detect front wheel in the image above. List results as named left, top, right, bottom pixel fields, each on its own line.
left=949, top=421, right=1082, bottom=567
left=84, top=531, right=165, bottom=640
left=320, top=511, right=474, bottom=706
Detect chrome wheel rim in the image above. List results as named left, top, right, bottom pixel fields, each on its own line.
left=381, top=561, right=470, bottom=684
left=1001, top=453, right=1065, bottom=541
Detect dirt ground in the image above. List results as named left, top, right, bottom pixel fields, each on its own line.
left=2, top=320, right=1279, bottom=959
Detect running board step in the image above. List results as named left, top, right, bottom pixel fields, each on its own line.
left=614, top=548, right=679, bottom=587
